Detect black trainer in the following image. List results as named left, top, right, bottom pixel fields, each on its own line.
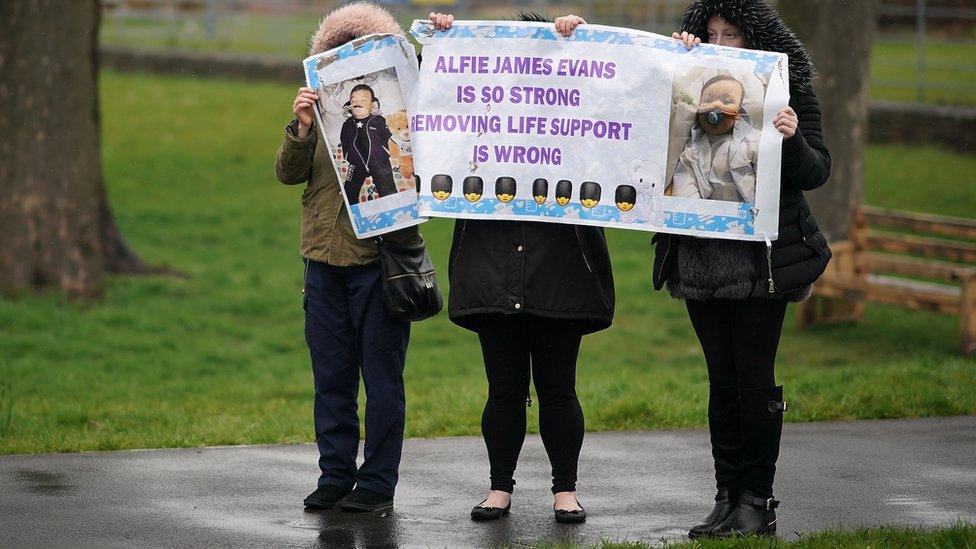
left=337, top=487, right=394, bottom=512
left=303, top=484, right=352, bottom=510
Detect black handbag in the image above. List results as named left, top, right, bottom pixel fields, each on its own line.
left=374, top=236, right=443, bottom=321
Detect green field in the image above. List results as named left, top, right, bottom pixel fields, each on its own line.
left=99, top=12, right=976, bottom=105
left=0, top=71, right=973, bottom=455
left=871, top=39, right=976, bottom=105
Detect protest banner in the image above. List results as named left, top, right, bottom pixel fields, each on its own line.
left=303, top=34, right=425, bottom=238
left=409, top=20, right=790, bottom=241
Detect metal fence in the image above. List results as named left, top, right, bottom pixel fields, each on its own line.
left=875, top=0, right=976, bottom=103
left=100, top=0, right=976, bottom=105
left=99, top=0, right=689, bottom=56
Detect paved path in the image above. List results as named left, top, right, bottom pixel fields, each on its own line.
left=2, top=417, right=975, bottom=548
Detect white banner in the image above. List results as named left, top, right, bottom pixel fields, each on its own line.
left=409, top=21, right=790, bottom=241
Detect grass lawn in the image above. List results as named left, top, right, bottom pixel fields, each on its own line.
left=545, top=522, right=976, bottom=548
left=0, top=71, right=973, bottom=455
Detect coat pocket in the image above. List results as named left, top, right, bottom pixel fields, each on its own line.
left=775, top=231, right=832, bottom=293
left=803, top=231, right=831, bottom=258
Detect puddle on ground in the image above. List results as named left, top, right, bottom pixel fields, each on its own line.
left=13, top=470, right=77, bottom=496
left=284, top=510, right=404, bottom=548
left=885, top=494, right=970, bottom=524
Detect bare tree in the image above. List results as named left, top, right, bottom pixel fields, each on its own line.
left=779, top=0, right=881, bottom=240
left=0, top=0, right=147, bottom=297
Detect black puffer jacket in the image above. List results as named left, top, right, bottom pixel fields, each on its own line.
left=652, top=0, right=832, bottom=301
left=449, top=220, right=615, bottom=335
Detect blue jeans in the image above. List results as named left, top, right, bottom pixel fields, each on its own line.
left=303, top=259, right=410, bottom=497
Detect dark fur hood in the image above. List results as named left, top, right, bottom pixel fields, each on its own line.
left=515, top=11, right=551, bottom=23
left=681, top=0, right=815, bottom=92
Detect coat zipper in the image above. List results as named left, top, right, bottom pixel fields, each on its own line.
left=327, top=196, right=342, bottom=264
left=762, top=233, right=775, bottom=293
left=303, top=158, right=319, bottom=296
left=303, top=208, right=319, bottom=296
left=519, top=223, right=527, bottom=307
left=352, top=115, right=374, bottom=174
left=575, top=226, right=593, bottom=273
left=657, top=234, right=671, bottom=286
left=451, top=220, right=467, bottom=269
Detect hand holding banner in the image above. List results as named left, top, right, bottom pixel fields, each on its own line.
left=303, top=34, right=424, bottom=238
left=409, top=20, right=790, bottom=241
left=300, top=22, right=790, bottom=241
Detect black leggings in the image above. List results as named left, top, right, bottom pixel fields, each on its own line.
left=477, top=316, right=585, bottom=494
left=685, top=298, right=788, bottom=389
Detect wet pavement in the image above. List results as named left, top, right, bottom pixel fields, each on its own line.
left=1, top=416, right=974, bottom=548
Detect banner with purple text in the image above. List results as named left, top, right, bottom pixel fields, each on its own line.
left=410, top=21, right=789, bottom=241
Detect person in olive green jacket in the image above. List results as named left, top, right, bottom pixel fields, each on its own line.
left=274, top=1, right=421, bottom=514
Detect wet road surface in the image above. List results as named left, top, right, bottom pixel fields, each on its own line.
left=1, top=416, right=974, bottom=547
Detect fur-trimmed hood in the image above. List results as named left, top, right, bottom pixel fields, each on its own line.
left=514, top=11, right=551, bottom=23
left=309, top=1, right=404, bottom=55
left=680, top=0, right=815, bottom=92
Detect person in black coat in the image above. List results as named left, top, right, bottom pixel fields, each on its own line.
left=449, top=220, right=615, bottom=524
left=664, top=1, right=830, bottom=538
left=556, top=0, right=831, bottom=538
left=429, top=12, right=615, bottom=526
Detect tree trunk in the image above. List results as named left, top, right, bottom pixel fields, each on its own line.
left=0, top=0, right=146, bottom=298
left=778, top=0, right=879, bottom=241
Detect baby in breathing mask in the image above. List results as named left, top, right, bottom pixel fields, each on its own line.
left=671, top=74, right=761, bottom=205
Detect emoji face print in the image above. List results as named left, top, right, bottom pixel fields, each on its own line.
left=463, top=176, right=484, bottom=202
left=579, top=181, right=601, bottom=209
left=555, top=180, right=573, bottom=207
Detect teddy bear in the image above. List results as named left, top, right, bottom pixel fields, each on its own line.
left=385, top=108, right=414, bottom=184
left=622, top=158, right=665, bottom=225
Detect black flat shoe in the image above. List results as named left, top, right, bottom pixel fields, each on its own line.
left=336, top=487, right=394, bottom=512
left=554, top=499, right=586, bottom=524
left=688, top=487, right=737, bottom=538
left=471, top=498, right=511, bottom=521
left=303, top=484, right=352, bottom=510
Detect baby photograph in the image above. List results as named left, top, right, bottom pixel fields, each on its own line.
left=665, top=67, right=769, bottom=206
left=315, top=67, right=416, bottom=206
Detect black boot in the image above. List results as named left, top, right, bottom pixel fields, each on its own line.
left=688, top=486, right=737, bottom=538
left=688, top=385, right=741, bottom=539
left=711, top=386, right=787, bottom=538
left=711, top=492, right=779, bottom=537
